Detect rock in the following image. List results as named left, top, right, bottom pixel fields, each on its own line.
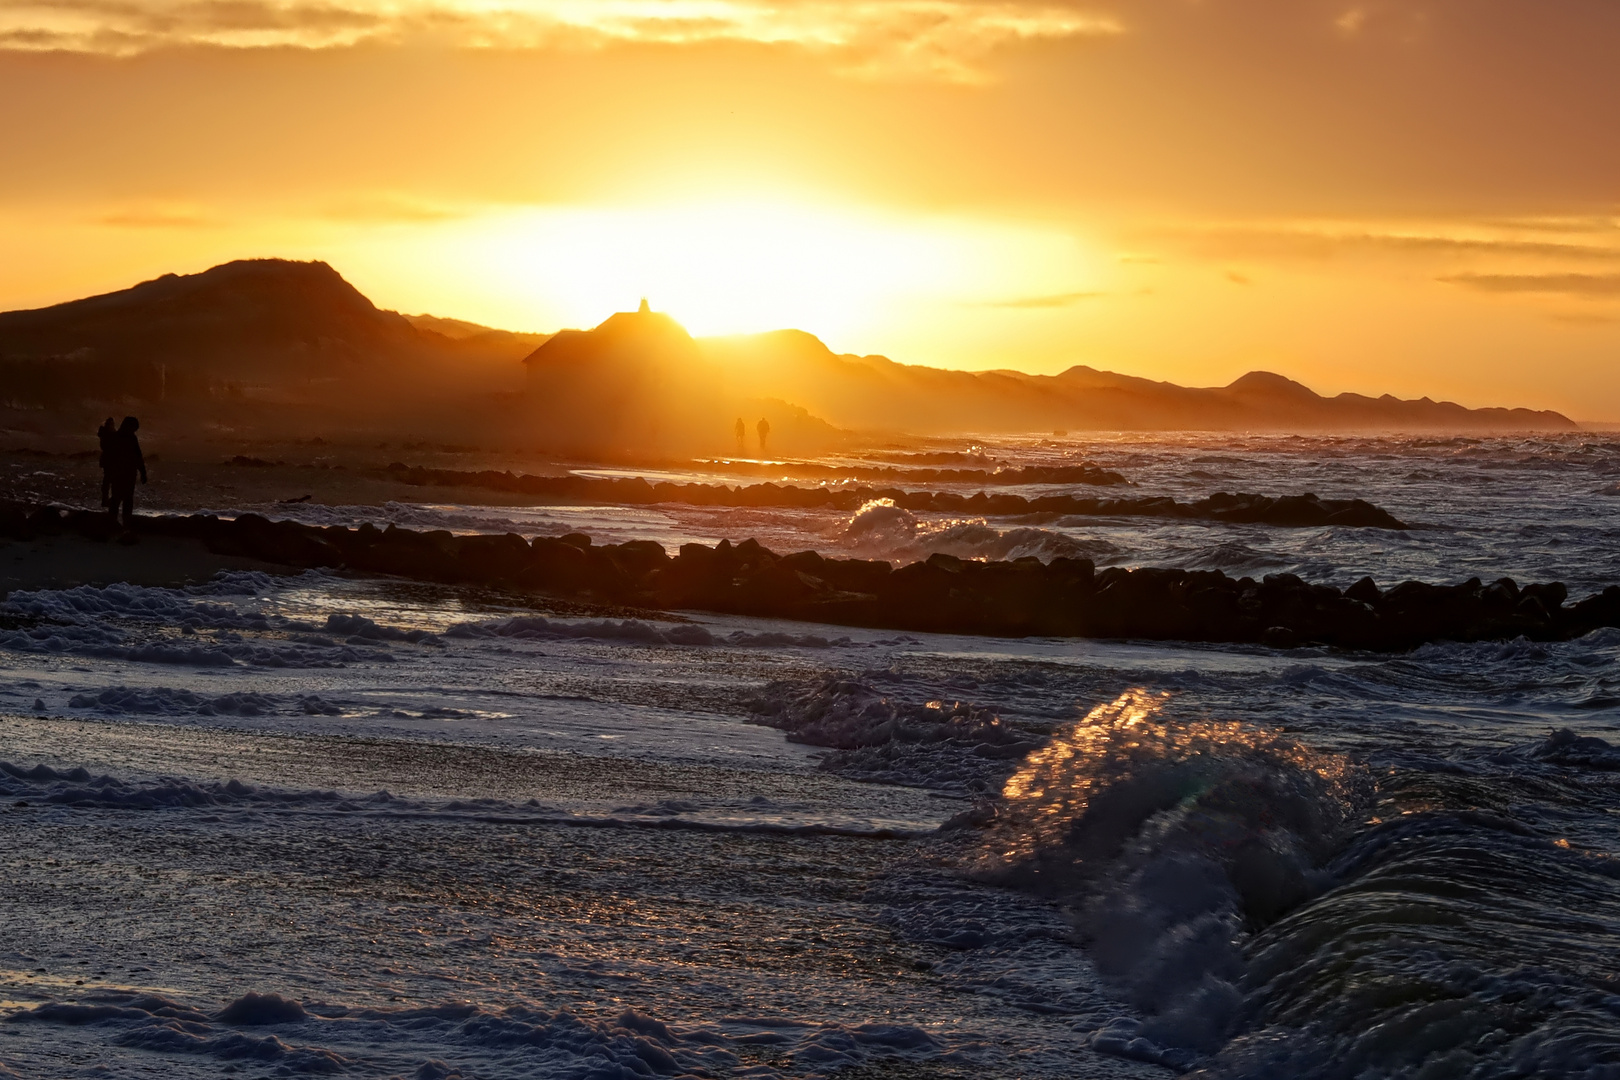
left=1346, top=576, right=1381, bottom=604
left=524, top=537, right=592, bottom=592
left=609, top=540, right=670, bottom=578
left=452, top=532, right=533, bottom=584
left=1522, top=581, right=1567, bottom=610
left=1261, top=625, right=1299, bottom=649
left=13, top=501, right=1615, bottom=651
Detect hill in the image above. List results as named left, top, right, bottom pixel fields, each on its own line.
left=0, top=260, right=535, bottom=411
left=403, top=313, right=551, bottom=353
left=696, top=329, right=1575, bottom=434
left=0, top=259, right=1576, bottom=456
left=521, top=302, right=843, bottom=458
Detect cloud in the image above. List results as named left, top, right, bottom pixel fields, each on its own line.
left=1549, top=311, right=1619, bottom=326
left=1178, top=225, right=1620, bottom=265
left=0, top=0, right=1123, bottom=80
left=1481, top=216, right=1620, bottom=236
left=93, top=204, right=223, bottom=228
left=318, top=193, right=468, bottom=223
left=1439, top=272, right=1620, bottom=298
left=1334, top=7, right=1368, bottom=36
left=972, top=288, right=1104, bottom=308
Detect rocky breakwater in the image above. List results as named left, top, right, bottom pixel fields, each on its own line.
left=4, top=502, right=1615, bottom=651
left=383, top=464, right=1409, bottom=529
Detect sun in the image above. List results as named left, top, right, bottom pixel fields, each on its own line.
left=324, top=195, right=1102, bottom=351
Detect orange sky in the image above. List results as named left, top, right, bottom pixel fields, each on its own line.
left=3, top=1, right=1619, bottom=418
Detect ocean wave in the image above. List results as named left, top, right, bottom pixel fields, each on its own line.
left=0, top=758, right=929, bottom=838
left=0, top=570, right=862, bottom=681
left=204, top=499, right=685, bottom=543
left=447, top=614, right=851, bottom=649
left=0, top=576, right=443, bottom=668
left=748, top=675, right=1044, bottom=792
left=975, top=689, right=1358, bottom=1065
left=10, top=988, right=742, bottom=1079
left=0, top=623, right=382, bottom=668
left=1178, top=540, right=1292, bottom=574
left=1208, top=787, right=1620, bottom=1077
left=6, top=983, right=963, bottom=1079
left=63, top=685, right=348, bottom=718
left=1, top=573, right=288, bottom=630
left=960, top=688, right=1620, bottom=1076
left=838, top=498, right=1114, bottom=564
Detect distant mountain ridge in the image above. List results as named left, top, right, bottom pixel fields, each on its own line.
left=530, top=311, right=1576, bottom=441
left=403, top=312, right=551, bottom=352
left=0, top=260, right=1577, bottom=452
left=718, top=329, right=1574, bottom=433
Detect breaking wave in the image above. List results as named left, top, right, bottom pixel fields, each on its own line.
left=748, top=674, right=1044, bottom=792
left=838, top=498, right=1117, bottom=564
left=970, top=689, right=1620, bottom=1076
left=0, top=575, right=404, bottom=668
left=0, top=758, right=928, bottom=838
left=446, top=614, right=851, bottom=649
left=10, top=988, right=745, bottom=1079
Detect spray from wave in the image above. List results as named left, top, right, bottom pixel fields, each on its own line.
left=838, top=498, right=1117, bottom=565
left=979, top=689, right=1360, bottom=1068
left=965, top=689, right=1620, bottom=1077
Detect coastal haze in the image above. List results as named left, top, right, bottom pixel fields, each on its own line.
left=4, top=5, right=1620, bottom=1080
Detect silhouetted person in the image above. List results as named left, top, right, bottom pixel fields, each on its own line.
left=105, top=416, right=147, bottom=528
left=756, top=417, right=770, bottom=457
left=96, top=417, right=116, bottom=508
left=734, top=417, right=746, bottom=454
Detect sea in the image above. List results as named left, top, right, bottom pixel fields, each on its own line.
left=2, top=431, right=1619, bottom=1079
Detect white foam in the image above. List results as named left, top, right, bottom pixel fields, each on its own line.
left=838, top=498, right=1102, bottom=564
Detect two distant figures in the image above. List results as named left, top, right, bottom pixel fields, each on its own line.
left=734, top=417, right=770, bottom=458
left=97, top=416, right=146, bottom=528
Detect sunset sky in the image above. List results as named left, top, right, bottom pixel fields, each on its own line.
left=3, top=1, right=1619, bottom=418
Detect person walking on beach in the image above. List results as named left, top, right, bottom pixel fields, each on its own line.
left=105, top=416, right=147, bottom=528
left=734, top=417, right=746, bottom=455
left=96, top=417, right=116, bottom=508
left=756, top=417, right=770, bottom=458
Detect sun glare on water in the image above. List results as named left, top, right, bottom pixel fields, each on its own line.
left=332, top=197, right=1100, bottom=346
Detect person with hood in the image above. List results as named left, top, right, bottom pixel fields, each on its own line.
left=105, top=416, right=147, bottom=527
left=96, top=417, right=116, bottom=508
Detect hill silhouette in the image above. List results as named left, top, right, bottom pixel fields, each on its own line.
left=0, top=259, right=533, bottom=410
left=0, top=259, right=1576, bottom=454
left=522, top=302, right=842, bottom=458
left=695, top=329, right=1576, bottom=435
left=403, top=312, right=550, bottom=354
